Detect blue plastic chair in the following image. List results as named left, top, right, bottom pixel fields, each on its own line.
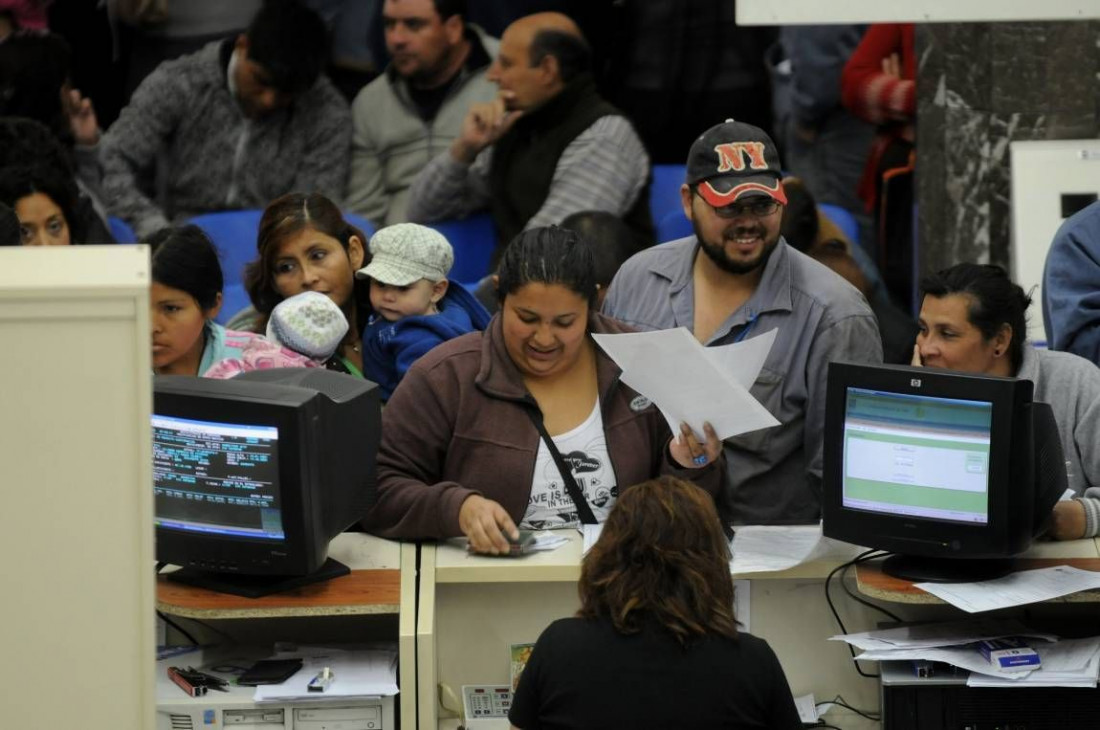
left=187, top=210, right=265, bottom=325
left=107, top=216, right=137, bottom=243
left=649, top=164, right=688, bottom=237
left=818, top=203, right=860, bottom=248
left=656, top=210, right=693, bottom=244
left=423, top=213, right=498, bottom=285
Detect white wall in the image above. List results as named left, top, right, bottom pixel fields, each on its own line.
left=738, top=1, right=1100, bottom=24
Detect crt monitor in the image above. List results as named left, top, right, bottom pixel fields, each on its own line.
left=822, top=362, right=1066, bottom=582
left=153, top=368, right=381, bottom=596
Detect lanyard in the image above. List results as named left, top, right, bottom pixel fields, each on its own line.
left=732, top=310, right=759, bottom=343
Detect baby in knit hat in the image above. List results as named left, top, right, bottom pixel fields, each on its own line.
left=356, top=223, right=490, bottom=399
left=204, top=291, right=349, bottom=379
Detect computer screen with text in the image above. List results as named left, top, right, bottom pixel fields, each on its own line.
left=842, top=388, right=992, bottom=525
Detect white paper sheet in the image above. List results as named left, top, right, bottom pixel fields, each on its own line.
left=580, top=524, right=603, bottom=555
left=793, top=693, right=818, bottom=723
left=728, top=523, right=858, bottom=574
left=591, top=328, right=779, bottom=441
left=252, top=646, right=399, bottom=702
left=832, top=618, right=1060, bottom=652
left=526, top=531, right=569, bottom=552
left=915, top=565, right=1100, bottom=613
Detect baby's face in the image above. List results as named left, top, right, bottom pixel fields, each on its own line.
left=370, top=278, right=442, bottom=322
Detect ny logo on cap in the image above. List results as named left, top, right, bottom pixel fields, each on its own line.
left=714, top=142, right=768, bottom=173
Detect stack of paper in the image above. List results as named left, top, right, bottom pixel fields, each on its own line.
left=832, top=619, right=1100, bottom=687
left=914, top=565, right=1100, bottom=613
left=252, top=645, right=399, bottom=702
left=591, top=327, right=779, bottom=441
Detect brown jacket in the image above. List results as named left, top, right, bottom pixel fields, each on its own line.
left=364, top=313, right=724, bottom=539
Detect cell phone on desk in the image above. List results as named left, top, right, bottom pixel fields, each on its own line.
left=470, top=530, right=536, bottom=557
left=507, top=529, right=536, bottom=556
left=237, top=658, right=304, bottom=686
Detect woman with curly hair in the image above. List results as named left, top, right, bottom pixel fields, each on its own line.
left=509, top=475, right=801, bottom=730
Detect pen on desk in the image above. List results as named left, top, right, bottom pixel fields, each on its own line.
left=168, top=666, right=207, bottom=697
left=307, top=666, right=335, bottom=692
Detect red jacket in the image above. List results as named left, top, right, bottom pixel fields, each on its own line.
left=364, top=313, right=725, bottom=539
left=841, top=23, right=916, bottom=211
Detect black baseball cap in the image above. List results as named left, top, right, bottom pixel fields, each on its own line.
left=686, top=119, right=786, bottom=206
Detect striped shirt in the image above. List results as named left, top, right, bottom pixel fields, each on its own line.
left=405, top=115, right=649, bottom=230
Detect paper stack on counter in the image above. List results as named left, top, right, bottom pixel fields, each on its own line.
left=832, top=619, right=1100, bottom=687
left=252, top=644, right=399, bottom=702
left=591, top=327, right=779, bottom=441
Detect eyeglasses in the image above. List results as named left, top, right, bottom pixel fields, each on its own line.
left=693, top=190, right=781, bottom=219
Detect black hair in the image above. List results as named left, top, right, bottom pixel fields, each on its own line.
left=431, top=0, right=467, bottom=22
left=246, top=0, right=330, bottom=95
left=0, top=32, right=74, bottom=142
left=0, top=202, right=20, bottom=247
left=528, top=28, right=591, bottom=83
left=0, top=115, right=75, bottom=177
left=779, top=179, right=820, bottom=253
left=148, top=225, right=224, bottom=311
left=496, top=225, right=598, bottom=308
left=559, top=211, right=635, bottom=288
left=0, top=162, right=84, bottom=243
left=919, top=263, right=1031, bottom=373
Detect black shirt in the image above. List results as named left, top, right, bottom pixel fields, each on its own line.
left=509, top=617, right=803, bottom=730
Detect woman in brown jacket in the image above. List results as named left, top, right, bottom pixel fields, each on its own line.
left=364, top=225, right=725, bottom=554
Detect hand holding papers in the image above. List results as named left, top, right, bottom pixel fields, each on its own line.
left=591, top=327, right=779, bottom=441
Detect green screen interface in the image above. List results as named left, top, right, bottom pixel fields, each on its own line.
left=843, top=387, right=993, bottom=524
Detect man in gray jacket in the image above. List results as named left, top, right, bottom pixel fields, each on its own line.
left=101, top=0, right=350, bottom=238
left=346, top=0, right=498, bottom=227
left=603, top=119, right=883, bottom=526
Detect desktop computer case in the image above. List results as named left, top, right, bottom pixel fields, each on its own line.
left=881, top=662, right=1100, bottom=729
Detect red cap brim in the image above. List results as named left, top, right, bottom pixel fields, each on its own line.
left=697, top=177, right=787, bottom=207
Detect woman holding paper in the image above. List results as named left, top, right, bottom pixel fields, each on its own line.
left=911, top=263, right=1100, bottom=540
left=364, top=226, right=724, bottom=554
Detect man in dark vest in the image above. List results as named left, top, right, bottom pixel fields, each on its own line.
left=404, top=11, right=653, bottom=253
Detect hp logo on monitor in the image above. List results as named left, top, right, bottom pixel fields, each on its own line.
left=910, top=378, right=922, bottom=387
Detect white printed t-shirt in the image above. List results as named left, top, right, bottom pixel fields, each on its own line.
left=521, top=400, right=619, bottom=529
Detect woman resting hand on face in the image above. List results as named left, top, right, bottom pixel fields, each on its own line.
left=363, top=226, right=725, bottom=554
left=912, top=263, right=1100, bottom=541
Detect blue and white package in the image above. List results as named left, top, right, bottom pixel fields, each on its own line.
left=977, top=637, right=1041, bottom=671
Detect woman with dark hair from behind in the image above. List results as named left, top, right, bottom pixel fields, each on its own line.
left=509, top=475, right=802, bottom=730
left=913, top=263, right=1100, bottom=540
left=366, top=226, right=724, bottom=553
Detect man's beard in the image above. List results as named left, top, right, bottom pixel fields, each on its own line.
left=693, top=218, right=780, bottom=275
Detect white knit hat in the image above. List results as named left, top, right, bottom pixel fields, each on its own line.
left=356, top=223, right=454, bottom=286
left=266, top=291, right=348, bottom=360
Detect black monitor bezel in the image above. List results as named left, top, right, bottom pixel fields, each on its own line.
left=823, top=362, right=1034, bottom=560
left=153, top=379, right=321, bottom=576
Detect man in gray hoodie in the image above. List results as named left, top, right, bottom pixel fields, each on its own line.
left=101, top=0, right=351, bottom=238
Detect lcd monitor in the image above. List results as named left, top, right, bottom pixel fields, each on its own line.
left=822, top=362, right=1066, bottom=582
left=153, top=368, right=380, bottom=596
